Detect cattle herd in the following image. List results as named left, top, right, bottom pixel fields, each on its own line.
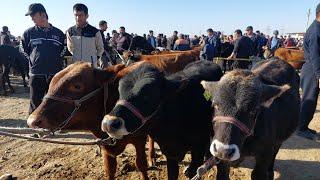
left=0, top=37, right=307, bottom=179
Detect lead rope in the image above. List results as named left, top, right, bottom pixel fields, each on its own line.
left=191, top=156, right=220, bottom=180
left=0, top=130, right=117, bottom=146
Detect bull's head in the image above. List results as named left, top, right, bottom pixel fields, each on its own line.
left=101, top=63, right=179, bottom=139
left=202, top=70, right=290, bottom=161
left=27, top=62, right=125, bottom=133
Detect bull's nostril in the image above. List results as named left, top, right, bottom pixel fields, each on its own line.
left=213, top=143, right=217, bottom=152
left=34, top=120, right=41, bottom=127
left=111, top=120, right=122, bottom=130
left=227, top=148, right=235, bottom=158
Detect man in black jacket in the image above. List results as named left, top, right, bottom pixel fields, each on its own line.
left=227, top=29, right=253, bottom=69
left=22, top=3, right=65, bottom=114
left=298, top=3, right=320, bottom=139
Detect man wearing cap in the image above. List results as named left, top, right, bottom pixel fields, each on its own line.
left=21, top=3, right=65, bottom=114
left=66, top=3, right=104, bottom=67
left=298, top=4, right=320, bottom=139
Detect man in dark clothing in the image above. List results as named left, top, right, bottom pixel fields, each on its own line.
left=22, top=3, right=65, bottom=114
left=201, top=28, right=222, bottom=61
left=246, top=26, right=259, bottom=57
left=161, top=35, right=167, bottom=48
left=98, top=20, right=110, bottom=68
left=99, top=20, right=108, bottom=50
left=147, top=30, right=157, bottom=48
left=0, top=26, right=11, bottom=45
left=227, top=29, right=253, bottom=69
left=297, top=3, right=320, bottom=139
left=191, top=35, right=200, bottom=46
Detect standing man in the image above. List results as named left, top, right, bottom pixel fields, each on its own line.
left=297, top=4, right=320, bottom=139
left=66, top=3, right=104, bottom=67
left=167, top=30, right=178, bottom=50
left=227, top=29, right=253, bottom=69
left=147, top=30, right=157, bottom=48
left=245, top=26, right=259, bottom=57
left=22, top=3, right=65, bottom=114
left=99, top=20, right=108, bottom=50
left=201, top=28, right=221, bottom=61
left=0, top=26, right=11, bottom=45
left=98, top=20, right=110, bottom=68
left=115, top=26, right=132, bottom=53
left=265, top=30, right=281, bottom=54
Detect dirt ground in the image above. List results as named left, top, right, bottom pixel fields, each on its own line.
left=0, top=77, right=319, bottom=180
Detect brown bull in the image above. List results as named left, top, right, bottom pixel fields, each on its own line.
left=150, top=46, right=201, bottom=58
left=27, top=59, right=193, bottom=179
left=123, top=52, right=198, bottom=74
left=264, top=47, right=305, bottom=69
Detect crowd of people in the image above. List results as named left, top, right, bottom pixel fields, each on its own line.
left=0, top=2, right=319, bottom=140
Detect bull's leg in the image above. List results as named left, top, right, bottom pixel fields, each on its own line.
left=21, top=73, right=27, bottom=87
left=251, top=151, right=273, bottom=180
left=1, top=72, right=7, bottom=95
left=167, top=158, right=179, bottom=180
left=103, top=153, right=117, bottom=180
left=147, top=136, right=156, bottom=167
left=16, top=62, right=27, bottom=87
left=133, top=136, right=149, bottom=180
left=184, top=148, right=205, bottom=178
left=4, top=67, right=14, bottom=93
left=102, top=144, right=125, bottom=180
left=216, top=161, right=230, bottom=180
left=267, top=144, right=281, bottom=180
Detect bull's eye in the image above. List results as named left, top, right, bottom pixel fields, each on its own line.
left=70, top=83, right=83, bottom=91
left=74, top=85, right=81, bottom=89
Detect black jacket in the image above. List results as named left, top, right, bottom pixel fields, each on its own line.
left=22, top=25, right=65, bottom=75
left=303, top=20, right=320, bottom=78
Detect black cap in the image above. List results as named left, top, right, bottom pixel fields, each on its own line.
left=316, top=3, right=320, bottom=14
left=25, top=3, right=46, bottom=16
left=246, top=26, right=253, bottom=31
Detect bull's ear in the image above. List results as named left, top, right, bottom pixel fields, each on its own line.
left=94, top=64, right=126, bottom=85
left=260, top=84, right=290, bottom=108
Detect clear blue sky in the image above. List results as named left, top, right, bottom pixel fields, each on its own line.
left=0, top=0, right=319, bottom=37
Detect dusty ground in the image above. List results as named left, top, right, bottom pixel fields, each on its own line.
left=0, top=77, right=319, bottom=180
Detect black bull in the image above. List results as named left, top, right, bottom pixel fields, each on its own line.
left=0, top=45, right=29, bottom=95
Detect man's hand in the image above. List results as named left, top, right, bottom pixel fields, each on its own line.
left=227, top=56, right=232, bottom=60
